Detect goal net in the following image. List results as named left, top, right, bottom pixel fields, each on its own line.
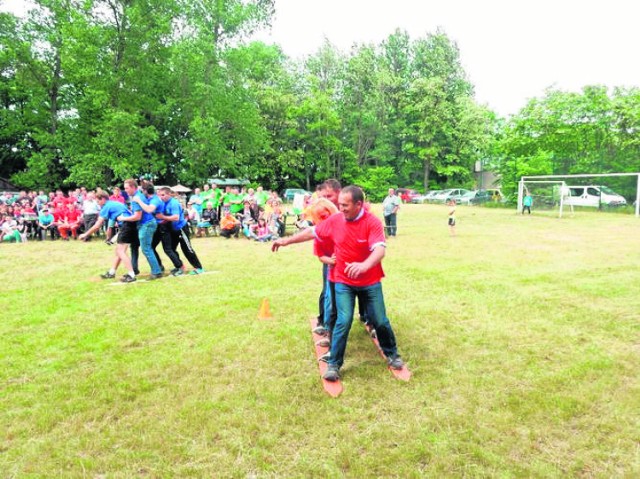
left=518, top=180, right=571, bottom=218
left=519, top=173, right=640, bottom=218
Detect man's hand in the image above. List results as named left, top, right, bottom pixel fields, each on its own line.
left=79, top=232, right=87, bottom=241
left=344, top=261, right=368, bottom=279
left=271, top=238, right=287, bottom=252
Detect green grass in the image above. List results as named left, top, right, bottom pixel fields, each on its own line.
left=1, top=205, right=639, bottom=477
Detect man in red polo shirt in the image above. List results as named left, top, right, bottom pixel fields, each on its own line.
left=272, top=185, right=404, bottom=381
left=58, top=202, right=82, bottom=240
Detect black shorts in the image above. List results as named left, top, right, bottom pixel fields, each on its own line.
left=448, top=218, right=456, bottom=226
left=118, top=221, right=138, bottom=245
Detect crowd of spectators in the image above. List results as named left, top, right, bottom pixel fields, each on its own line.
left=0, top=183, right=312, bottom=244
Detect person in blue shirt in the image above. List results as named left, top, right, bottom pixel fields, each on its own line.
left=37, top=207, right=56, bottom=241
left=79, top=192, right=137, bottom=283
left=120, top=180, right=163, bottom=280
left=157, top=187, right=204, bottom=275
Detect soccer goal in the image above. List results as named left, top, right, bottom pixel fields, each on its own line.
left=518, top=173, right=640, bottom=218
left=517, top=180, right=572, bottom=218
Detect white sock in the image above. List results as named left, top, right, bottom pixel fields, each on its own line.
left=108, top=268, right=116, bottom=275
left=128, top=271, right=135, bottom=277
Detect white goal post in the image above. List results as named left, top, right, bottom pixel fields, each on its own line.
left=518, top=173, right=640, bottom=218
left=517, top=180, right=571, bottom=218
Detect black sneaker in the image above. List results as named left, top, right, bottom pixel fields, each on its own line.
left=134, top=269, right=140, bottom=275
left=149, top=273, right=163, bottom=280
left=323, top=365, right=340, bottom=382
left=387, top=356, right=404, bottom=370
left=318, top=351, right=331, bottom=363
left=172, top=268, right=184, bottom=277
left=100, top=271, right=116, bottom=279
left=120, top=275, right=136, bottom=283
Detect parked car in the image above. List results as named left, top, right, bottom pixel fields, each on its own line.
left=282, top=188, right=311, bottom=202
left=431, top=189, right=454, bottom=203
left=396, top=188, right=422, bottom=203
left=411, top=190, right=441, bottom=204
left=458, top=189, right=492, bottom=205
left=446, top=189, right=472, bottom=203
left=433, top=188, right=469, bottom=203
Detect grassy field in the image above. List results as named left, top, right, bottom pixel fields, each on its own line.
left=1, top=204, right=639, bottom=478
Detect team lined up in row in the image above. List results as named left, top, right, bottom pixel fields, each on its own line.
left=80, top=180, right=203, bottom=283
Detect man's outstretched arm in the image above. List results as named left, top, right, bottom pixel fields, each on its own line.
left=271, top=227, right=315, bottom=252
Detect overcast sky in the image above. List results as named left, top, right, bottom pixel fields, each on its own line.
left=254, top=0, right=640, bottom=116
left=3, top=0, right=639, bottom=117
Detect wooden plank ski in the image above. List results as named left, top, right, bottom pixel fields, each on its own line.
left=362, top=322, right=411, bottom=381
left=309, top=317, right=343, bottom=397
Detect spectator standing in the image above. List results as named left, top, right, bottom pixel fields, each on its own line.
left=81, top=192, right=101, bottom=240
left=382, top=188, right=401, bottom=237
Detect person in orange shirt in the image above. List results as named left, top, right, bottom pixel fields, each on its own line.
left=219, top=212, right=241, bottom=239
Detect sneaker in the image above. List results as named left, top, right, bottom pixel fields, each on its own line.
left=316, top=338, right=330, bottom=348
left=172, top=268, right=184, bottom=277
left=149, top=273, right=164, bottom=280
left=134, top=269, right=140, bottom=275
left=318, top=351, right=331, bottom=363
left=170, top=268, right=179, bottom=275
left=120, top=274, right=136, bottom=283
left=100, top=271, right=116, bottom=279
left=313, top=325, right=327, bottom=336
left=387, top=356, right=404, bottom=370
left=323, top=365, right=340, bottom=382
left=189, top=268, right=205, bottom=275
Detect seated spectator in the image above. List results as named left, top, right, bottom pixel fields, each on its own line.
left=219, top=212, right=240, bottom=239
left=186, top=201, right=201, bottom=236
left=196, top=203, right=217, bottom=237
left=0, top=215, right=23, bottom=243
left=250, top=217, right=272, bottom=242
left=295, top=213, right=312, bottom=231
left=58, top=202, right=82, bottom=240
left=37, top=207, right=56, bottom=240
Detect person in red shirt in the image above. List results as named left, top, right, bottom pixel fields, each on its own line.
left=58, top=202, right=82, bottom=239
left=272, top=185, right=404, bottom=381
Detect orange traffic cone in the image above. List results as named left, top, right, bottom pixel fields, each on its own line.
left=258, top=298, right=272, bottom=320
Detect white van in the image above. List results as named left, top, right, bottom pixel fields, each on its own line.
left=563, top=185, right=627, bottom=207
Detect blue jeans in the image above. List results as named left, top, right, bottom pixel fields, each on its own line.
left=330, top=282, right=398, bottom=368
left=137, top=221, right=161, bottom=275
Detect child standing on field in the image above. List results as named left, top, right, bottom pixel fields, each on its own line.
left=447, top=199, right=456, bottom=236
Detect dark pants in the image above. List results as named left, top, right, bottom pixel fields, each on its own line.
left=153, top=223, right=182, bottom=269
left=220, top=225, right=240, bottom=238
left=83, top=214, right=98, bottom=237
left=384, top=213, right=397, bottom=236
left=317, top=263, right=329, bottom=326
left=522, top=206, right=531, bottom=214
left=173, top=225, right=202, bottom=270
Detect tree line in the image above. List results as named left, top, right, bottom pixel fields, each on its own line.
left=1, top=0, right=639, bottom=202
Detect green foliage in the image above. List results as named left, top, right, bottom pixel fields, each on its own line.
left=348, top=166, right=396, bottom=202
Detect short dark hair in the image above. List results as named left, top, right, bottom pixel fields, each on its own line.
left=96, top=192, right=109, bottom=201
left=321, top=178, right=341, bottom=192
left=341, top=185, right=364, bottom=203
left=145, top=184, right=155, bottom=195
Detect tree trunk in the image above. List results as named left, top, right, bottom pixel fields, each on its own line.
left=423, top=158, right=431, bottom=192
